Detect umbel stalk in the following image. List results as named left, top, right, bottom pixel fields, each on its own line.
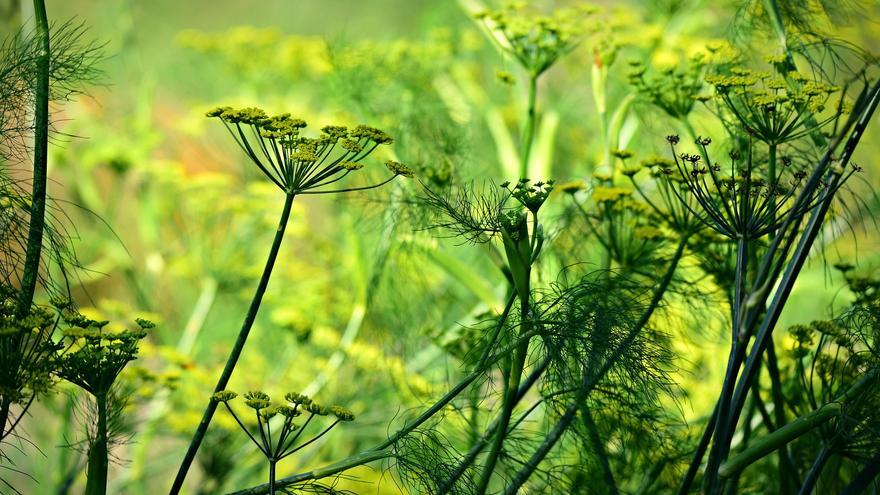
left=170, top=193, right=295, bottom=493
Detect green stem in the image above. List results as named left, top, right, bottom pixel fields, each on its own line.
left=475, top=336, right=528, bottom=495
left=170, top=193, right=296, bottom=494
left=519, top=74, right=538, bottom=179
left=268, top=460, right=276, bottom=495
left=721, top=369, right=877, bottom=480
left=226, top=450, right=392, bottom=495
left=703, top=236, right=750, bottom=493
left=16, top=0, right=50, bottom=316
left=85, top=393, right=109, bottom=495
left=767, top=338, right=799, bottom=492
left=798, top=446, right=829, bottom=495
left=718, top=404, right=839, bottom=479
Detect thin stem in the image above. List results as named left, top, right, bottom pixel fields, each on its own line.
left=474, top=289, right=530, bottom=494
left=437, top=356, right=550, bottom=495
left=170, top=193, right=296, bottom=494
left=16, top=0, right=50, bottom=316
left=520, top=74, right=538, bottom=179
left=676, top=404, right=718, bottom=495
left=797, top=446, right=829, bottom=495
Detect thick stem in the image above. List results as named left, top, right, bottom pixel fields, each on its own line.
left=16, top=0, right=50, bottom=316
left=519, top=74, right=538, bottom=179
left=717, top=403, right=840, bottom=479
left=85, top=393, right=109, bottom=495
left=170, top=193, right=296, bottom=494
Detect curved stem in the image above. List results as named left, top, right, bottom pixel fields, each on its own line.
left=170, top=193, right=296, bottom=494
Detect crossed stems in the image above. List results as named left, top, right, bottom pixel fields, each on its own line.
left=680, top=78, right=880, bottom=494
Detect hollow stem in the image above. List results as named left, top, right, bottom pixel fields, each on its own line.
left=171, top=193, right=296, bottom=494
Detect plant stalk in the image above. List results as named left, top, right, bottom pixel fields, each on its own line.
left=85, top=393, right=109, bottom=495
left=16, top=0, right=50, bottom=316
left=170, top=193, right=296, bottom=494
left=519, top=74, right=538, bottom=179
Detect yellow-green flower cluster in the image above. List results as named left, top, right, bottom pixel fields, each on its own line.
left=476, top=3, right=592, bottom=76
left=705, top=67, right=840, bottom=145
left=57, top=315, right=150, bottom=397
left=206, top=106, right=405, bottom=194
left=214, top=388, right=356, bottom=464
left=0, top=285, right=60, bottom=404
left=628, top=53, right=708, bottom=119
left=505, top=178, right=555, bottom=213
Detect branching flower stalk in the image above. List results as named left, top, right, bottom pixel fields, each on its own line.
left=170, top=107, right=409, bottom=493
left=226, top=296, right=551, bottom=495
left=212, top=391, right=354, bottom=495
left=712, top=79, right=880, bottom=492
left=475, top=3, right=587, bottom=178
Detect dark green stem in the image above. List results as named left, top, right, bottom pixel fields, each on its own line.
left=85, top=393, right=109, bottom=495
left=16, top=0, right=50, bottom=316
left=767, top=339, right=799, bottom=492
left=170, top=193, right=296, bottom=494
left=475, top=289, right=530, bottom=494
left=704, top=236, right=750, bottom=494
left=797, top=446, right=829, bottom=495
left=268, top=460, right=276, bottom=495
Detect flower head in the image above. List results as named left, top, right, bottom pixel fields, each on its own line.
left=207, top=106, right=402, bottom=194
